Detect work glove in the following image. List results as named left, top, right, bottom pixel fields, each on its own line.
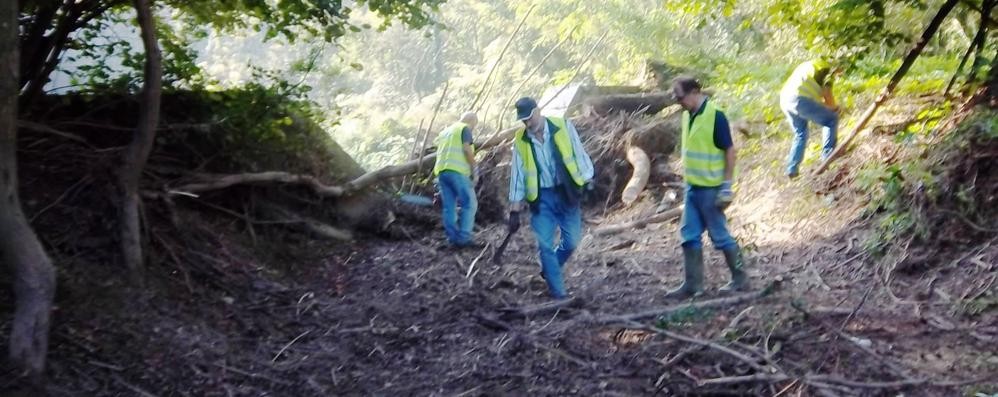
left=507, top=211, right=521, bottom=232
left=717, top=180, right=734, bottom=210
left=472, top=167, right=480, bottom=184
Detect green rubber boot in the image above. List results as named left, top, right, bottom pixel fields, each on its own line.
left=719, top=247, right=749, bottom=293
left=665, top=247, right=704, bottom=299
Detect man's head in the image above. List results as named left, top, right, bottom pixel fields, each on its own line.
left=460, top=111, right=478, bottom=130
left=672, top=75, right=703, bottom=112
left=671, top=75, right=705, bottom=112
left=514, top=97, right=543, bottom=130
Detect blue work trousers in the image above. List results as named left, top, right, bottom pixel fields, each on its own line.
left=437, top=170, right=477, bottom=246
left=529, top=188, right=582, bottom=298
left=680, top=185, right=737, bottom=251
left=782, top=96, right=839, bottom=176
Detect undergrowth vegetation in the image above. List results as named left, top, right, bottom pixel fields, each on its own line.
left=858, top=106, right=997, bottom=253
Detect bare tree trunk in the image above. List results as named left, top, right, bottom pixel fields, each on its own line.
left=0, top=0, right=56, bottom=380
left=19, top=0, right=83, bottom=107
left=945, top=38, right=978, bottom=95
left=968, top=0, right=995, bottom=84
left=988, top=46, right=998, bottom=99
left=120, top=0, right=162, bottom=282
left=815, top=0, right=960, bottom=175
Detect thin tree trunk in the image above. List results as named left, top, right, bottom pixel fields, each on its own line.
left=120, top=0, right=162, bottom=282
left=988, top=45, right=998, bottom=98
left=815, top=0, right=960, bottom=175
left=18, top=1, right=62, bottom=87
left=945, top=0, right=995, bottom=95
left=945, top=37, right=978, bottom=95
left=20, top=0, right=83, bottom=107
left=0, top=0, right=57, bottom=380
left=968, top=0, right=995, bottom=84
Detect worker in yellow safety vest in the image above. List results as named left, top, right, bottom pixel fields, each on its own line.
left=432, top=112, right=480, bottom=248
left=507, top=97, right=594, bottom=300
left=780, top=59, right=841, bottom=178
left=664, top=76, right=749, bottom=299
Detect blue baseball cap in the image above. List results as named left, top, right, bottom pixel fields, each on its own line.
left=514, top=97, right=538, bottom=121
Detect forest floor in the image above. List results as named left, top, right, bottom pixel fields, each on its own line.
left=1, top=97, right=996, bottom=397
left=6, top=171, right=996, bottom=396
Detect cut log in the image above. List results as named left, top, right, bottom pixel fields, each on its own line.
left=585, top=92, right=676, bottom=116
left=593, top=206, right=683, bottom=236
left=621, top=146, right=650, bottom=206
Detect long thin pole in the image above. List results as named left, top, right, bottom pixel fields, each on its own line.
left=413, top=83, right=449, bottom=191
left=469, top=3, right=537, bottom=111
left=399, top=118, right=425, bottom=193
left=497, top=24, right=579, bottom=131
left=539, top=29, right=610, bottom=110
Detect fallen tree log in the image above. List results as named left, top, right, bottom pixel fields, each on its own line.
left=585, top=92, right=676, bottom=116
left=148, top=125, right=522, bottom=202
left=346, top=125, right=521, bottom=192
left=167, top=172, right=346, bottom=197
left=621, top=146, right=650, bottom=206
left=258, top=202, right=353, bottom=241
left=593, top=206, right=683, bottom=236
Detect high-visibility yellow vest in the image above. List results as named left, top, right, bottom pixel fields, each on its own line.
left=682, top=100, right=726, bottom=187
left=782, top=60, right=830, bottom=103
left=433, top=122, right=473, bottom=176
left=513, top=117, right=586, bottom=202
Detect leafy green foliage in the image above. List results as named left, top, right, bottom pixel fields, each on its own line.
left=156, top=82, right=362, bottom=179
left=64, top=9, right=206, bottom=92
left=167, top=0, right=443, bottom=43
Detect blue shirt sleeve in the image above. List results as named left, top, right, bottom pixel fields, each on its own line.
left=462, top=127, right=473, bottom=145
left=565, top=120, right=595, bottom=182
left=713, top=111, right=733, bottom=150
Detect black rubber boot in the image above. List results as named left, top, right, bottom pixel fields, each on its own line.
left=719, top=247, right=749, bottom=293
left=665, top=247, right=704, bottom=299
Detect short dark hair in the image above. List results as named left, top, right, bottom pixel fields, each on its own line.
left=671, top=75, right=701, bottom=98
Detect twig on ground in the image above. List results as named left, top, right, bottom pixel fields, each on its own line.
left=467, top=244, right=491, bottom=278
left=272, top=330, right=312, bottom=363
left=211, top=363, right=292, bottom=386
left=793, top=298, right=915, bottom=381
left=498, top=297, right=580, bottom=319
left=473, top=313, right=593, bottom=368
left=112, top=375, right=158, bottom=397
left=594, top=285, right=775, bottom=325
left=624, top=321, right=770, bottom=373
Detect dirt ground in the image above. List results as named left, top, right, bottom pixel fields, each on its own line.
left=2, top=177, right=994, bottom=396
left=1, top=97, right=995, bottom=397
